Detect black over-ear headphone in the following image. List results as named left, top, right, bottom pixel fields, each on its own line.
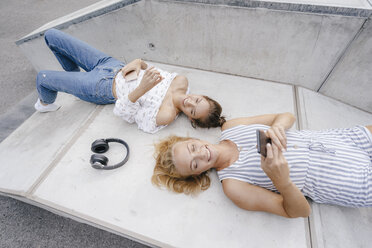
left=90, top=138, right=130, bottom=170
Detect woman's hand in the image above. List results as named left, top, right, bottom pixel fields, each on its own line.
left=127, top=66, right=163, bottom=103
left=138, top=66, right=163, bottom=92
left=121, top=59, right=147, bottom=77
left=260, top=142, right=310, bottom=218
left=266, top=125, right=287, bottom=151
left=261, top=143, right=291, bottom=189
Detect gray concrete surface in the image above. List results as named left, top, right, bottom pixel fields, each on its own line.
left=0, top=0, right=147, bottom=247
left=0, top=1, right=372, bottom=247
left=0, top=0, right=93, bottom=115
left=0, top=194, right=145, bottom=248
left=0, top=93, right=98, bottom=195
left=319, top=18, right=372, bottom=112
left=17, top=0, right=372, bottom=113
left=0, top=63, right=305, bottom=248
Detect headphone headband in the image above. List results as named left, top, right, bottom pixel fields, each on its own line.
left=90, top=138, right=130, bottom=170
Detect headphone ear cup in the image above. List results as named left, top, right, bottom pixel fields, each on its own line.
left=91, top=139, right=109, bottom=153
left=90, top=154, right=109, bottom=169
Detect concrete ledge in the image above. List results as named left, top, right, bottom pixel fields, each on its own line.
left=319, top=17, right=372, bottom=112
left=16, top=0, right=367, bottom=90
left=16, top=0, right=372, bottom=113
left=0, top=192, right=156, bottom=248
left=173, top=0, right=372, bottom=16
left=16, top=0, right=372, bottom=46
left=0, top=92, right=37, bottom=142
left=15, top=0, right=140, bottom=46
left=0, top=94, right=97, bottom=195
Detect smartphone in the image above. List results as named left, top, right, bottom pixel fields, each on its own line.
left=124, top=70, right=138, bottom=82
left=256, top=129, right=272, bottom=157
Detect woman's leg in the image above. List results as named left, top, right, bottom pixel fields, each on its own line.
left=44, top=28, right=111, bottom=72
left=36, top=69, right=116, bottom=105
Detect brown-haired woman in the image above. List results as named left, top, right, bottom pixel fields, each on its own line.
left=35, top=28, right=225, bottom=133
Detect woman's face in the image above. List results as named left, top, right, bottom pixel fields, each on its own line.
left=172, top=139, right=218, bottom=176
left=180, top=95, right=210, bottom=120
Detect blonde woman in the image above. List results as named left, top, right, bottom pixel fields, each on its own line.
left=152, top=112, right=372, bottom=218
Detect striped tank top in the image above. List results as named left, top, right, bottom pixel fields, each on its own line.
left=217, top=124, right=372, bottom=207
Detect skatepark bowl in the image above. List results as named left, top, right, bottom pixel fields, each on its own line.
left=1, top=0, right=372, bottom=247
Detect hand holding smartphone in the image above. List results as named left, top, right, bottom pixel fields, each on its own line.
left=124, top=70, right=138, bottom=82
left=256, top=129, right=272, bottom=157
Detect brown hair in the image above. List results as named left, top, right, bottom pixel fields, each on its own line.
left=152, top=135, right=211, bottom=195
left=192, top=96, right=226, bottom=129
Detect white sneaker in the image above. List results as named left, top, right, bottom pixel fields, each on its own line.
left=34, top=98, right=61, bottom=113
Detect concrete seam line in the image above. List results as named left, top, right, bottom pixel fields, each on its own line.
left=27, top=195, right=167, bottom=248
left=310, top=203, right=325, bottom=248
left=316, top=91, right=372, bottom=114
left=169, top=0, right=372, bottom=17
left=368, top=0, right=372, bottom=8
left=305, top=216, right=313, bottom=248
left=0, top=188, right=26, bottom=198
left=316, top=18, right=369, bottom=92
left=26, top=105, right=104, bottom=197
left=4, top=192, right=162, bottom=248
left=293, top=86, right=302, bottom=131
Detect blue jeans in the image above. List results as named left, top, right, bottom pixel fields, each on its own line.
left=36, top=28, right=125, bottom=105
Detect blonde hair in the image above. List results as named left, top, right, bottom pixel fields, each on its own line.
left=152, top=135, right=211, bottom=195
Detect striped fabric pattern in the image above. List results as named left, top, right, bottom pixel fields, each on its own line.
left=217, top=124, right=372, bottom=207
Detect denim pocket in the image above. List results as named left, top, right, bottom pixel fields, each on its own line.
left=95, top=76, right=116, bottom=104
left=93, top=63, right=123, bottom=104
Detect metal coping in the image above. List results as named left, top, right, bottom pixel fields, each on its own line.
left=15, top=0, right=372, bottom=46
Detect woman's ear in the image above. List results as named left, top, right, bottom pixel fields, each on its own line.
left=190, top=119, right=196, bottom=128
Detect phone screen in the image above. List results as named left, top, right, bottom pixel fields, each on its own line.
left=256, top=129, right=272, bottom=157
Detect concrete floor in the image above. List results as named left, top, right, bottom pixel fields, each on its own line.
left=0, top=0, right=147, bottom=247
left=2, top=1, right=371, bottom=247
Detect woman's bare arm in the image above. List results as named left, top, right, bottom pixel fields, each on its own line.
left=221, top=113, right=296, bottom=131
left=222, top=113, right=295, bottom=150
left=366, top=125, right=372, bottom=134
left=222, top=142, right=311, bottom=218
left=222, top=179, right=310, bottom=218
left=128, top=66, right=163, bottom=103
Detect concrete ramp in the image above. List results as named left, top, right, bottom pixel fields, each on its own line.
left=3, top=0, right=372, bottom=247
left=0, top=63, right=307, bottom=247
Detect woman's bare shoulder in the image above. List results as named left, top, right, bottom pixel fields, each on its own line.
left=171, top=75, right=189, bottom=92
left=156, top=106, right=178, bottom=126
